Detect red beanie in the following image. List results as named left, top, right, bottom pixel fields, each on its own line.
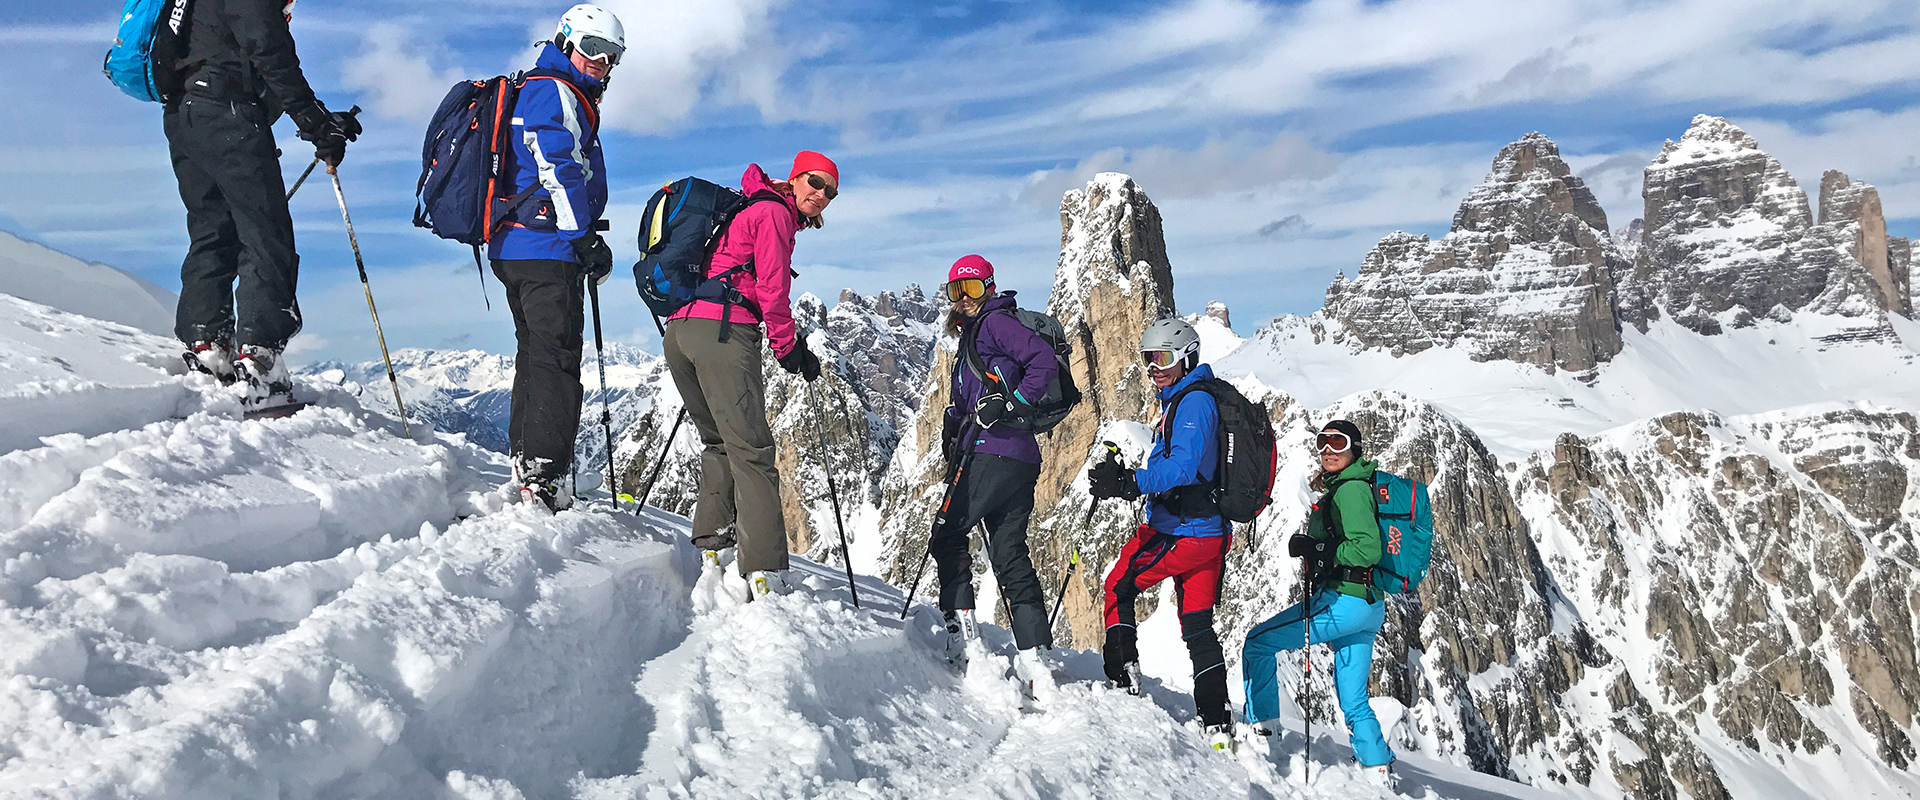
left=788, top=150, right=839, bottom=185
left=949, top=254, right=994, bottom=283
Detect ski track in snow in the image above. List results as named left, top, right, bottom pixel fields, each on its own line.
left=0, top=298, right=1556, bottom=799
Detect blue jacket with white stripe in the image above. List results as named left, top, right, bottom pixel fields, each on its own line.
left=489, top=44, right=607, bottom=263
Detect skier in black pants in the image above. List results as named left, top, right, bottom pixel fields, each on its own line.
left=932, top=254, right=1059, bottom=702
left=166, top=0, right=359, bottom=408
left=489, top=4, right=623, bottom=511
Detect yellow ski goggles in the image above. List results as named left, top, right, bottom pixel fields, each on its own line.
left=944, top=278, right=993, bottom=301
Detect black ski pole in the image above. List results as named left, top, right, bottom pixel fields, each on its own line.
left=327, top=151, right=410, bottom=439
left=588, top=279, right=616, bottom=507
left=1050, top=441, right=1120, bottom=629
left=286, top=157, right=319, bottom=201
left=1302, top=557, right=1314, bottom=780
left=900, top=424, right=978, bottom=619
left=633, top=406, right=686, bottom=511
left=808, top=379, right=860, bottom=608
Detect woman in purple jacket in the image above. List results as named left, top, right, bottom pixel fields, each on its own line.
left=933, top=255, right=1059, bottom=701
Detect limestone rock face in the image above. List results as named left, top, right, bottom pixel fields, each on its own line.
left=1323, top=133, right=1624, bottom=372
left=1512, top=405, right=1920, bottom=783
left=876, top=172, right=1177, bottom=643
left=1620, top=115, right=1899, bottom=331
left=1819, top=171, right=1909, bottom=316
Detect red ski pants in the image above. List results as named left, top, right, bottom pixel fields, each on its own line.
left=1102, top=525, right=1229, bottom=628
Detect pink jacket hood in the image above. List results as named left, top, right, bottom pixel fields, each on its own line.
left=667, top=164, right=805, bottom=357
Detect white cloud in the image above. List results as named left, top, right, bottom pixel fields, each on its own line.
left=338, top=23, right=468, bottom=123
left=572, top=0, right=797, bottom=135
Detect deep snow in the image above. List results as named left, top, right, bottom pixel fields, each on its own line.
left=0, top=289, right=1556, bottom=798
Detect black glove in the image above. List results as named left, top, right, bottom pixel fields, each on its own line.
left=292, top=102, right=361, bottom=167
left=941, top=406, right=962, bottom=463
left=1289, top=533, right=1333, bottom=578
left=572, top=232, right=613, bottom=285
left=973, top=393, right=1013, bottom=428
left=777, top=337, right=822, bottom=382
left=1087, top=459, right=1140, bottom=500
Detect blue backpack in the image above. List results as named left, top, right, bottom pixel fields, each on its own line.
left=104, top=0, right=194, bottom=103
left=1368, top=472, right=1434, bottom=594
left=413, top=71, right=595, bottom=283
left=633, top=177, right=784, bottom=321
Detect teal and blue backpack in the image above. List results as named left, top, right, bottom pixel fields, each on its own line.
left=1368, top=472, right=1434, bottom=594
left=104, top=0, right=194, bottom=103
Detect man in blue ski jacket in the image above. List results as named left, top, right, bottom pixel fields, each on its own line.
left=1087, top=317, right=1235, bottom=751
left=492, top=4, right=622, bottom=510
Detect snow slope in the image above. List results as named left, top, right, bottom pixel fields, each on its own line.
left=0, top=291, right=1562, bottom=798
left=0, top=231, right=175, bottom=337
left=1220, top=311, right=1920, bottom=461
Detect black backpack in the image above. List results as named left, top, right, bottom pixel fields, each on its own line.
left=633, top=177, right=786, bottom=324
left=1157, top=379, right=1278, bottom=524
left=959, top=307, right=1083, bottom=435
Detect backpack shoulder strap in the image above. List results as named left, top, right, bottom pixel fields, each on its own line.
left=1157, top=380, right=1217, bottom=458
left=959, top=308, right=1013, bottom=384
left=519, top=70, right=601, bottom=136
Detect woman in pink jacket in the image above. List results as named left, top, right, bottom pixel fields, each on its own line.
left=663, top=151, right=837, bottom=598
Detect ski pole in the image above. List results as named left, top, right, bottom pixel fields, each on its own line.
left=1049, top=441, right=1120, bottom=629
left=588, top=279, right=616, bottom=507
left=633, top=406, right=686, bottom=511
left=1302, top=557, right=1314, bottom=781
left=286, top=157, right=319, bottom=201
left=327, top=157, right=410, bottom=439
left=808, top=378, right=860, bottom=608
left=900, top=422, right=978, bottom=618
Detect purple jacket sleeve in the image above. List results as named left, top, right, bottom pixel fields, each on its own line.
left=978, top=311, right=1058, bottom=408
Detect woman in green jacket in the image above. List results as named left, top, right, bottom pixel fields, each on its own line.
left=1242, top=419, right=1395, bottom=788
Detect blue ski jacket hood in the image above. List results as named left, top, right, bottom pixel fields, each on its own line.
left=489, top=43, right=608, bottom=263
left=1137, top=363, right=1227, bottom=537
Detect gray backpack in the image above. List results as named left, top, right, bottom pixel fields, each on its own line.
left=960, top=307, right=1083, bottom=434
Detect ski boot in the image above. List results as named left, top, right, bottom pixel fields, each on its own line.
left=1013, top=646, right=1056, bottom=706
left=1107, top=659, right=1144, bottom=696
left=184, top=338, right=237, bottom=384
left=1206, top=723, right=1236, bottom=754
left=519, top=475, right=576, bottom=513
left=942, top=609, right=979, bottom=671
left=237, top=345, right=303, bottom=418
left=748, top=569, right=790, bottom=599
left=700, top=547, right=735, bottom=573
left=1360, top=762, right=1396, bottom=791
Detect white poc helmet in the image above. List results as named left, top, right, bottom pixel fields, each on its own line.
left=1140, top=317, right=1201, bottom=371
left=556, top=4, right=626, bottom=63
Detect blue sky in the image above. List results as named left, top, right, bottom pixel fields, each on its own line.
left=3, top=0, right=1917, bottom=363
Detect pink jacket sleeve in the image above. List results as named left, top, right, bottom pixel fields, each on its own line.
left=750, top=207, right=800, bottom=358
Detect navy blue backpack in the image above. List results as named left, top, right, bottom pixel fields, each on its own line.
left=633, top=177, right=783, bottom=322
left=414, top=71, right=595, bottom=289
left=103, top=0, right=193, bottom=103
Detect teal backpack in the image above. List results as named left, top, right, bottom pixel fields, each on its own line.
left=1368, top=472, right=1434, bottom=594
left=104, top=0, right=194, bottom=103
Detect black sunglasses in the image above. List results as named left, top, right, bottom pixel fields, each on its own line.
left=806, top=173, right=839, bottom=200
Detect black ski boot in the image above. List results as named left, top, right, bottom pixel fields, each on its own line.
left=184, top=338, right=237, bottom=384
left=237, top=345, right=304, bottom=419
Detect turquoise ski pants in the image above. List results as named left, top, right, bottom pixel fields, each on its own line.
left=1242, top=590, right=1393, bottom=767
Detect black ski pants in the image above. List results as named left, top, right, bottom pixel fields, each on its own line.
left=930, top=453, right=1053, bottom=651
left=493, top=258, right=584, bottom=483
left=164, top=97, right=302, bottom=350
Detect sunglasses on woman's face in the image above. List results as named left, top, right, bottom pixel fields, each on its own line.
left=944, top=278, right=991, bottom=301
left=805, top=173, right=838, bottom=200
left=1316, top=432, right=1352, bottom=454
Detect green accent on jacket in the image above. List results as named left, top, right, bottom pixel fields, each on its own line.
left=1309, top=458, right=1382, bottom=600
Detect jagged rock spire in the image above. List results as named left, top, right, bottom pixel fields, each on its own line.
left=1323, top=132, right=1624, bottom=373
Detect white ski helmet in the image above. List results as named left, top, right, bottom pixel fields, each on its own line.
left=555, top=4, right=626, bottom=64
left=1139, top=317, right=1200, bottom=371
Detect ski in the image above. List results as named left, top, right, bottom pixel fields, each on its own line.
left=243, top=400, right=309, bottom=420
